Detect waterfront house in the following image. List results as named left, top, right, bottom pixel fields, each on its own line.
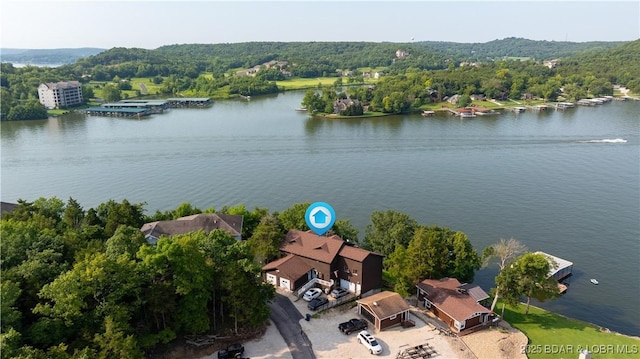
left=262, top=230, right=383, bottom=295
left=416, top=278, right=491, bottom=335
left=140, top=213, right=243, bottom=245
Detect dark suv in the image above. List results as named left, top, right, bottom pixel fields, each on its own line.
left=217, top=343, right=244, bottom=359
left=307, top=296, right=329, bottom=311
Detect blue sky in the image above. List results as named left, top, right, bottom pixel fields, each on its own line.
left=1, top=1, right=638, bottom=49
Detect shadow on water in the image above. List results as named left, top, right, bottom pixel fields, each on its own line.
left=303, top=114, right=410, bottom=136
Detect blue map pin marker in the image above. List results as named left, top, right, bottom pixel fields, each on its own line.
left=305, top=202, right=336, bottom=235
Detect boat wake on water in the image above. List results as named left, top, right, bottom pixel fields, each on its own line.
left=578, top=138, right=627, bottom=143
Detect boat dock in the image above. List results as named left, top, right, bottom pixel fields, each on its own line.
left=447, top=108, right=476, bottom=118
left=84, top=107, right=154, bottom=117
left=536, top=251, right=573, bottom=293
left=165, top=97, right=213, bottom=107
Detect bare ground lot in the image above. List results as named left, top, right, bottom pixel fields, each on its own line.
left=201, top=291, right=528, bottom=359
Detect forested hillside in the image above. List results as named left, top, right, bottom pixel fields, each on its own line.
left=415, top=37, right=626, bottom=61
left=556, top=39, right=640, bottom=93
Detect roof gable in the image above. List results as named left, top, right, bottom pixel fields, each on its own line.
left=280, top=230, right=344, bottom=264
left=262, top=254, right=313, bottom=281
left=141, top=213, right=243, bottom=240
left=339, top=245, right=382, bottom=262
left=417, top=278, right=490, bottom=322
left=357, top=291, right=410, bottom=320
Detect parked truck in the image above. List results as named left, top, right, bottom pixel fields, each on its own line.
left=338, top=318, right=368, bottom=334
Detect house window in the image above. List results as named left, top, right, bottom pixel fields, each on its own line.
left=352, top=269, right=358, bottom=276
left=424, top=299, right=432, bottom=309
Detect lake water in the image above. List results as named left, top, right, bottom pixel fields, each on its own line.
left=1, top=92, right=639, bottom=336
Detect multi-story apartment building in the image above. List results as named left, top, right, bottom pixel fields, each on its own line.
left=38, top=81, right=83, bottom=109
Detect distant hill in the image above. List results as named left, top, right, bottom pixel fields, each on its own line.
left=414, top=37, right=627, bottom=61
left=1, top=47, right=105, bottom=65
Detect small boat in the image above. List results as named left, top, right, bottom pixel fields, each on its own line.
left=590, top=279, right=599, bottom=285
left=295, top=107, right=308, bottom=112
left=421, top=110, right=435, bottom=117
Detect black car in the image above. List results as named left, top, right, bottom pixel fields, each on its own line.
left=338, top=318, right=368, bottom=334
left=218, top=343, right=244, bottom=359
left=307, top=296, right=329, bottom=311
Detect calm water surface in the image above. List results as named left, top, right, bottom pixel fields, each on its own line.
left=2, top=92, right=639, bottom=336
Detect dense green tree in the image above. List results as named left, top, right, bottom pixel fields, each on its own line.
left=363, top=210, right=417, bottom=256
left=105, top=225, right=147, bottom=260
left=457, top=94, right=472, bottom=108
left=328, top=219, right=359, bottom=243
left=247, top=214, right=284, bottom=265
left=96, top=199, right=146, bottom=237
left=62, top=198, right=84, bottom=230
left=495, top=252, right=560, bottom=315
left=220, top=204, right=268, bottom=239
left=101, top=84, right=121, bottom=102
left=384, top=246, right=412, bottom=296
left=278, top=202, right=310, bottom=231
left=482, top=238, right=527, bottom=313
left=0, top=280, right=22, bottom=332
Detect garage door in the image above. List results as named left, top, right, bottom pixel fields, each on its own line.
left=349, top=281, right=361, bottom=295
left=279, top=278, right=290, bottom=290
left=266, top=273, right=277, bottom=285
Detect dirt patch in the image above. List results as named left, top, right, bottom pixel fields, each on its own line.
left=149, top=326, right=266, bottom=359
left=460, top=321, right=528, bottom=359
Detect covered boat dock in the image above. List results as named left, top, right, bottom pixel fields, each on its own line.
left=166, top=97, right=212, bottom=107
left=84, top=107, right=152, bottom=117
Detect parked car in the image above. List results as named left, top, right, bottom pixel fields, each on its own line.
left=330, top=287, right=349, bottom=299
left=338, top=318, right=368, bottom=334
left=217, top=343, right=244, bottom=359
left=357, top=330, right=382, bottom=355
left=307, top=296, right=329, bottom=310
left=303, top=287, right=322, bottom=302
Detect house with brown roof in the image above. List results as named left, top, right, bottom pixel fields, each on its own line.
left=140, top=213, right=243, bottom=245
left=357, top=291, right=411, bottom=331
left=262, top=230, right=383, bottom=295
left=416, top=278, right=491, bottom=335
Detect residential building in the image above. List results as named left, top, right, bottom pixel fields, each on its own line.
left=396, top=49, right=409, bottom=58
left=356, top=291, right=411, bottom=331
left=416, top=278, right=491, bottom=335
left=140, top=213, right=244, bottom=245
left=38, top=81, right=83, bottom=109
left=262, top=229, right=383, bottom=295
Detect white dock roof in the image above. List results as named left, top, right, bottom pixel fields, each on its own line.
left=535, top=251, right=573, bottom=276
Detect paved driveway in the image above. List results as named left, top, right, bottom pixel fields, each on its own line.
left=270, top=293, right=315, bottom=359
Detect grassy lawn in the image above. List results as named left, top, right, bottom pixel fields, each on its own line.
left=502, top=303, right=639, bottom=359
left=276, top=77, right=339, bottom=90
left=47, top=109, right=69, bottom=116
left=130, top=77, right=164, bottom=96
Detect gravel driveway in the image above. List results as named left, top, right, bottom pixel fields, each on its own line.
left=201, top=290, right=528, bottom=359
